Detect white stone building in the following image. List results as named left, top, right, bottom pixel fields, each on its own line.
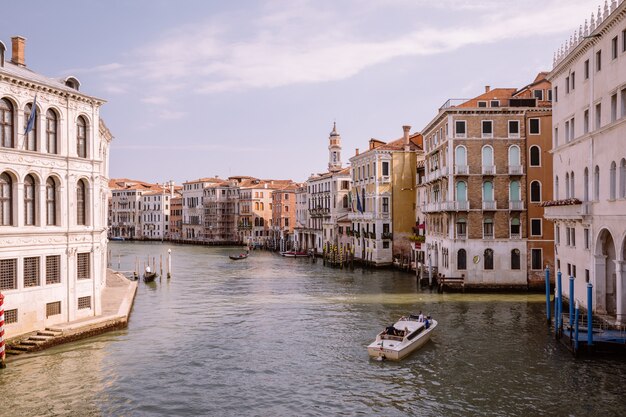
left=108, top=179, right=155, bottom=240
left=141, top=182, right=174, bottom=241
left=545, top=1, right=626, bottom=322
left=182, top=178, right=219, bottom=242
left=0, top=36, right=111, bottom=336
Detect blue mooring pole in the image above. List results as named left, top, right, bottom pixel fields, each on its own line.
left=587, top=283, right=593, bottom=347
left=574, top=301, right=580, bottom=353
left=569, top=276, right=575, bottom=328
left=555, top=270, right=562, bottom=335
left=545, top=266, right=551, bottom=323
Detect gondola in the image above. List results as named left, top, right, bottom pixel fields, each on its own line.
left=143, top=267, right=158, bottom=282
left=229, top=253, right=248, bottom=260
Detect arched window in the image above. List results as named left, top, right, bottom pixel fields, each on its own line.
left=483, top=181, right=494, bottom=201
left=361, top=189, right=365, bottom=212
left=46, top=109, right=58, bottom=154
left=509, top=180, right=521, bottom=201
left=77, top=179, right=86, bottom=225
left=555, top=176, right=560, bottom=200
left=342, top=194, right=348, bottom=208
left=77, top=116, right=87, bottom=158
left=457, top=249, right=467, bottom=270
left=484, top=248, right=494, bottom=270
left=254, top=217, right=259, bottom=227
left=529, top=145, right=541, bottom=166
left=511, top=249, right=521, bottom=270
left=510, top=217, right=521, bottom=237
left=455, top=145, right=467, bottom=166
left=260, top=202, right=264, bottom=210
left=456, top=181, right=467, bottom=202
left=0, top=172, right=12, bottom=225
left=530, top=181, right=541, bottom=202
left=570, top=172, right=575, bottom=199
left=610, top=161, right=616, bottom=200
left=24, top=103, right=37, bottom=151
left=254, top=202, right=259, bottom=210
left=259, top=218, right=264, bottom=227
left=0, top=98, right=14, bottom=148
left=565, top=173, right=570, bottom=199
left=508, top=145, right=520, bottom=167
left=594, top=166, right=600, bottom=200
left=482, top=146, right=494, bottom=167
left=583, top=167, right=589, bottom=201
left=620, top=159, right=626, bottom=199
left=24, top=174, right=35, bottom=226
left=46, top=177, right=56, bottom=225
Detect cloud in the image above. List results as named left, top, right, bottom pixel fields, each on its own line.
left=77, top=0, right=596, bottom=96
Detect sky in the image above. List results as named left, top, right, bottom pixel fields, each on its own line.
left=0, top=0, right=599, bottom=184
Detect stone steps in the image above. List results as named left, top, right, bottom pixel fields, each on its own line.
left=6, top=329, right=65, bottom=356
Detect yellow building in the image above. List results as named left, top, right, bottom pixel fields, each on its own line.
left=349, top=126, right=423, bottom=265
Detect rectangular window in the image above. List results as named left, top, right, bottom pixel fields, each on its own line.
left=0, top=258, right=17, bottom=290
left=531, top=249, right=543, bottom=270
left=533, top=90, right=543, bottom=101
left=382, top=197, right=389, bottom=213
left=531, top=219, right=542, bottom=236
left=4, top=308, right=17, bottom=324
left=567, top=263, right=571, bottom=276
left=573, top=265, right=577, bottom=279
left=78, top=296, right=91, bottom=310
left=478, top=101, right=487, bottom=108
left=547, top=89, right=552, bottom=101
left=46, top=301, right=61, bottom=318
left=612, top=36, right=618, bottom=60
left=566, top=227, right=571, bottom=246
left=483, top=221, right=494, bottom=238
left=481, top=121, right=493, bottom=138
left=570, top=227, right=576, bottom=247
left=529, top=118, right=540, bottom=135
left=383, top=241, right=390, bottom=249
left=622, top=88, right=626, bottom=118
left=596, top=103, right=602, bottom=129
left=571, top=72, right=575, bottom=90
left=554, top=127, right=559, bottom=147
left=23, top=257, right=40, bottom=287
left=596, top=50, right=602, bottom=71
left=382, top=161, right=389, bottom=176
left=584, top=109, right=589, bottom=134
left=490, top=100, right=500, bottom=108
left=455, top=121, right=466, bottom=138
left=570, top=117, right=575, bottom=140
left=554, top=86, right=558, bottom=102
left=611, top=93, right=617, bottom=122
left=565, top=76, right=570, bottom=94
left=77, top=253, right=90, bottom=280
left=508, top=120, right=520, bottom=138
left=555, top=225, right=560, bottom=245
left=584, top=59, right=589, bottom=79
left=585, top=269, right=590, bottom=283
left=623, top=29, right=626, bottom=52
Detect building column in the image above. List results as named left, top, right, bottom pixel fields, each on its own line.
left=615, top=260, right=625, bottom=325
left=594, top=254, right=607, bottom=314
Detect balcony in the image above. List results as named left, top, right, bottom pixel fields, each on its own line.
left=422, top=202, right=441, bottom=213
left=455, top=165, right=469, bottom=175
left=509, top=200, right=524, bottom=210
left=482, top=201, right=497, bottom=210
left=349, top=211, right=374, bottom=220
left=508, top=165, right=524, bottom=175
left=510, top=232, right=522, bottom=239
left=543, top=201, right=590, bottom=221
left=380, top=175, right=391, bottom=184
left=482, top=165, right=496, bottom=175
left=381, top=232, right=393, bottom=240
left=455, top=201, right=470, bottom=211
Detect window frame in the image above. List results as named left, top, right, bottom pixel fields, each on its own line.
left=530, top=218, right=542, bottom=237
left=528, top=118, right=540, bottom=135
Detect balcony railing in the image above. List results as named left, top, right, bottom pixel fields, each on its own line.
left=456, top=232, right=467, bottom=240
left=455, top=165, right=469, bottom=175
left=381, top=232, right=393, bottom=240
left=482, top=201, right=497, bottom=210
left=509, top=200, right=524, bottom=210
left=482, top=165, right=496, bottom=175
left=510, top=232, right=522, bottom=239
left=380, top=175, right=390, bottom=184
left=508, top=165, right=524, bottom=175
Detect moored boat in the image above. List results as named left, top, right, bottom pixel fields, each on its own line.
left=143, top=267, right=158, bottom=282
left=367, top=314, right=437, bottom=361
left=281, top=251, right=309, bottom=258
left=229, top=253, right=248, bottom=260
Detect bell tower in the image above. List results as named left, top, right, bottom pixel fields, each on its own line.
left=328, top=122, right=342, bottom=172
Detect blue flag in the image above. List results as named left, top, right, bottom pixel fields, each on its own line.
left=24, top=95, right=37, bottom=135
left=356, top=191, right=363, bottom=213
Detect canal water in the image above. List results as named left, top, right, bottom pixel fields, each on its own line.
left=1, top=242, right=626, bottom=416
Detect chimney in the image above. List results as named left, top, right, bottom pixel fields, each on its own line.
left=403, top=125, right=411, bottom=145
left=355, top=148, right=359, bottom=156
left=485, top=85, right=490, bottom=93
left=11, top=36, right=26, bottom=67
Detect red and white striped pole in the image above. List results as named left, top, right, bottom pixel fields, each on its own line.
left=0, top=292, right=6, bottom=368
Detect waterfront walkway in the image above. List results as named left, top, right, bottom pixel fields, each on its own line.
left=5, top=269, right=137, bottom=359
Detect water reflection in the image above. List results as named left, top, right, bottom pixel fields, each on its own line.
left=1, top=242, right=625, bottom=416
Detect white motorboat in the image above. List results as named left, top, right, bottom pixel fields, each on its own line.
left=367, top=314, right=437, bottom=361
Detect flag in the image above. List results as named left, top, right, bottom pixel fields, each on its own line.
left=24, top=95, right=37, bottom=135
left=356, top=190, right=363, bottom=213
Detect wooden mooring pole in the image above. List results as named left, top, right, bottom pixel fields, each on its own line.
left=0, top=292, right=6, bottom=368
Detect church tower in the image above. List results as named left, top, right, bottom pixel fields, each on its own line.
left=328, top=122, right=342, bottom=172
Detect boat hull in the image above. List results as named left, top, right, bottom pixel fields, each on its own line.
left=367, top=320, right=437, bottom=361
